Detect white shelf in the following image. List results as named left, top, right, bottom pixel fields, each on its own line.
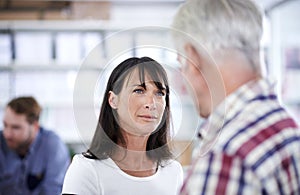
left=0, top=20, right=121, bottom=31
left=0, top=20, right=171, bottom=32
left=0, top=63, right=104, bottom=71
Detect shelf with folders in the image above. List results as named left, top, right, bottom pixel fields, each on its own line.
left=0, top=22, right=108, bottom=67
left=0, top=20, right=179, bottom=72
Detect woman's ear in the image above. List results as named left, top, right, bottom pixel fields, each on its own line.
left=108, top=91, right=118, bottom=109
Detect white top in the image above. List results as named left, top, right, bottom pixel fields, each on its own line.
left=62, top=154, right=183, bottom=195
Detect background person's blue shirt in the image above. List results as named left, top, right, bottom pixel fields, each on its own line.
left=0, top=127, right=70, bottom=195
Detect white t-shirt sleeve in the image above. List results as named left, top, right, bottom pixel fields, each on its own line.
left=62, top=154, right=101, bottom=194
left=171, top=160, right=184, bottom=194
left=160, top=160, right=184, bottom=194
left=177, top=161, right=184, bottom=188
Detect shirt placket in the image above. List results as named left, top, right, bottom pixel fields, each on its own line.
left=16, top=158, right=28, bottom=195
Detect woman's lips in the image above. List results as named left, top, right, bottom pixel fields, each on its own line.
left=138, top=115, right=158, bottom=120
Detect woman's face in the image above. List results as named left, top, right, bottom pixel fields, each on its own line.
left=109, top=69, right=167, bottom=137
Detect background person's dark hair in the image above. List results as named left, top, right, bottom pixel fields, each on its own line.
left=86, top=57, right=173, bottom=165
left=7, top=96, right=41, bottom=124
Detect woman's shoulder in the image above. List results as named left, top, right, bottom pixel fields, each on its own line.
left=72, top=153, right=101, bottom=162
left=161, top=159, right=182, bottom=170
left=62, top=154, right=103, bottom=194
left=70, top=153, right=102, bottom=168
left=69, top=154, right=95, bottom=169
left=71, top=153, right=113, bottom=169
left=159, top=159, right=183, bottom=184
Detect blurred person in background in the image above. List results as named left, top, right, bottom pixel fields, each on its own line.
left=0, top=96, right=70, bottom=195
left=172, top=0, right=300, bottom=194
left=62, top=57, right=183, bottom=195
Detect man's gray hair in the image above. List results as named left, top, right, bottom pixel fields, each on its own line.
left=172, top=0, right=263, bottom=70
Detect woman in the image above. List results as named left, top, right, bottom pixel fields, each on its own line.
left=62, top=57, right=183, bottom=195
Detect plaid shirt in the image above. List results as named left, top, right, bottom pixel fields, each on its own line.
left=180, top=78, right=300, bottom=195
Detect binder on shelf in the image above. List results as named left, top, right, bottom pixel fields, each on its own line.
left=0, top=34, right=12, bottom=65
left=15, top=32, right=52, bottom=65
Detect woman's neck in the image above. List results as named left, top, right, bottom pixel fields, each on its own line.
left=111, top=132, right=157, bottom=177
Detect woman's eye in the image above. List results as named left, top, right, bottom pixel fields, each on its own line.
left=156, top=90, right=165, bottom=97
left=133, top=88, right=144, bottom=94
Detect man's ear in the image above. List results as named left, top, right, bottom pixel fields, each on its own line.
left=184, top=43, right=203, bottom=71
left=32, top=121, right=39, bottom=132
left=108, top=91, right=118, bottom=109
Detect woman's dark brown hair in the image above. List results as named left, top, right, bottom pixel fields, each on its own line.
left=85, top=57, right=172, bottom=165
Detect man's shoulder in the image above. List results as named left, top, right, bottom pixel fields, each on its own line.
left=219, top=108, right=299, bottom=162
left=38, top=127, right=67, bottom=149
left=39, top=127, right=61, bottom=140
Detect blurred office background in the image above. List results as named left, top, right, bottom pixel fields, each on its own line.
left=0, top=0, right=300, bottom=166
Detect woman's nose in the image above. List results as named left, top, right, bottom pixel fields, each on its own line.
left=144, top=94, right=157, bottom=110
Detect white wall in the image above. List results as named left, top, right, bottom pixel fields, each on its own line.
left=268, top=0, right=300, bottom=120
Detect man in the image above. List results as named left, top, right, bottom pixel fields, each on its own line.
left=0, top=96, right=70, bottom=195
left=172, top=0, right=300, bottom=194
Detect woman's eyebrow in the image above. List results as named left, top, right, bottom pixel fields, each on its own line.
left=131, top=83, right=146, bottom=88
left=131, top=82, right=165, bottom=89
left=133, top=83, right=167, bottom=91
